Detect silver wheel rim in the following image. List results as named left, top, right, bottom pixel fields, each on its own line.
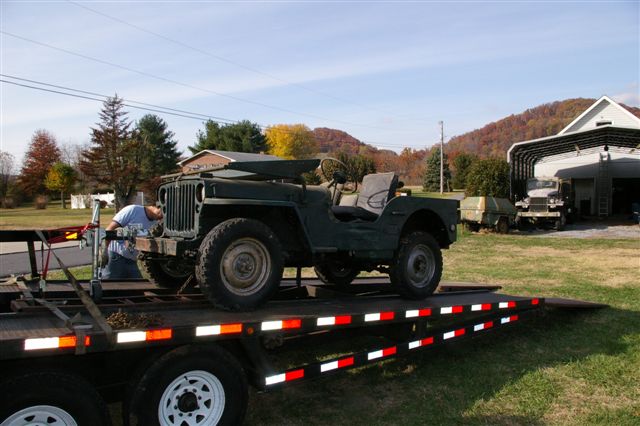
left=158, top=370, right=225, bottom=426
left=405, top=244, right=436, bottom=288
left=2, top=405, right=77, bottom=426
left=220, top=238, right=270, bottom=296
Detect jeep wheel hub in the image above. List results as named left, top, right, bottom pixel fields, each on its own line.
left=406, top=244, right=435, bottom=288
left=220, top=238, right=270, bottom=295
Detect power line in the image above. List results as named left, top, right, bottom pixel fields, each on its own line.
left=2, top=75, right=426, bottom=150
left=67, top=0, right=413, bottom=121
left=1, top=30, right=387, bottom=130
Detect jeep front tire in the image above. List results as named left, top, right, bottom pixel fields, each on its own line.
left=196, top=218, right=283, bottom=310
left=389, top=232, right=442, bottom=299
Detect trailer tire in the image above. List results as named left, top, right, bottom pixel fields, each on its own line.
left=0, top=371, right=110, bottom=426
left=314, top=260, right=360, bottom=287
left=496, top=217, right=510, bottom=234
left=196, top=218, right=283, bottom=310
left=125, top=345, right=248, bottom=426
left=140, top=255, right=193, bottom=289
left=390, top=232, right=442, bottom=299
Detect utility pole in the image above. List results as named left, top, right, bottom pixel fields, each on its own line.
left=439, top=121, right=444, bottom=194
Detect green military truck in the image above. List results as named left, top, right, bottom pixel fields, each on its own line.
left=515, top=177, right=575, bottom=231
left=136, top=159, right=459, bottom=310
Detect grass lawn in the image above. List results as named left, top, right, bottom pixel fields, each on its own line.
left=5, top=206, right=639, bottom=425
left=0, top=204, right=116, bottom=230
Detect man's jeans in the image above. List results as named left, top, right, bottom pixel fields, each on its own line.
left=102, top=251, right=142, bottom=279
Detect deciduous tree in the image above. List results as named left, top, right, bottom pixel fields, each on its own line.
left=266, top=124, right=317, bottom=159
left=0, top=150, right=15, bottom=200
left=19, top=130, right=62, bottom=196
left=80, top=95, right=144, bottom=211
left=465, top=158, right=510, bottom=198
left=45, top=162, right=77, bottom=209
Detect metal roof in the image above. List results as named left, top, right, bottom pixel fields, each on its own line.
left=508, top=125, right=640, bottom=198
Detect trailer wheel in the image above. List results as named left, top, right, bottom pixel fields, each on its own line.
left=196, top=218, right=283, bottom=310
left=389, top=232, right=442, bottom=299
left=0, top=372, right=110, bottom=426
left=125, top=345, right=248, bottom=426
left=140, top=255, right=193, bottom=289
left=314, top=260, right=360, bottom=287
left=496, top=217, right=510, bottom=234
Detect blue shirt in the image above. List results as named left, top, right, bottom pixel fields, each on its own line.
left=108, top=205, right=157, bottom=260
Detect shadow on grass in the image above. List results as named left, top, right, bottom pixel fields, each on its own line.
left=245, top=307, right=639, bottom=425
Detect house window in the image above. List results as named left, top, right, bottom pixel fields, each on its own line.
left=596, top=120, right=612, bottom=127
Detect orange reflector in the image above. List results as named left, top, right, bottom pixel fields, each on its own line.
left=65, top=232, right=78, bottom=240
left=58, top=336, right=91, bottom=348
left=282, top=319, right=302, bottom=329
left=220, top=323, right=243, bottom=334
left=146, top=329, right=172, bottom=341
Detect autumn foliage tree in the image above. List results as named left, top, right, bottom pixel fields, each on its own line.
left=18, top=130, right=62, bottom=197
left=266, top=124, right=318, bottom=159
left=81, top=95, right=145, bottom=211
left=45, top=162, right=77, bottom=209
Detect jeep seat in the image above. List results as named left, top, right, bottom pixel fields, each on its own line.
left=331, top=172, right=399, bottom=221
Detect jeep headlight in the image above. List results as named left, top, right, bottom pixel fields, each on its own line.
left=196, top=183, right=205, bottom=202
left=158, top=187, right=167, bottom=205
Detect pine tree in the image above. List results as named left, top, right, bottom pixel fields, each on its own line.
left=19, top=130, right=61, bottom=196
left=452, top=152, right=478, bottom=190
left=80, top=95, right=144, bottom=211
left=189, top=120, right=265, bottom=154
left=422, top=147, right=451, bottom=192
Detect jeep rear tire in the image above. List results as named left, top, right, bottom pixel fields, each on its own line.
left=389, top=232, right=442, bottom=299
left=196, top=218, right=283, bottom=310
left=314, top=260, right=360, bottom=287
left=140, top=256, right=193, bottom=289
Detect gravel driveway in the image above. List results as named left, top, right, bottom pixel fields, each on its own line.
left=514, top=218, right=640, bottom=239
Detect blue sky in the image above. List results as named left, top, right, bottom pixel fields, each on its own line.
left=1, top=1, right=638, bottom=163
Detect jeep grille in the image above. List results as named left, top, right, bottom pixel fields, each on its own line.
left=163, top=182, right=198, bottom=236
left=529, top=197, right=548, bottom=212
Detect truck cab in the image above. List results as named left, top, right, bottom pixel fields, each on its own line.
left=515, top=177, right=574, bottom=230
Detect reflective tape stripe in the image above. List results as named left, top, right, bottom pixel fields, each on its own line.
left=321, top=357, right=354, bottom=372
left=440, top=306, right=463, bottom=314
left=261, top=321, right=283, bottom=331
left=117, top=329, right=172, bottom=343
left=474, top=321, right=494, bottom=332
left=405, top=308, right=432, bottom=318
left=367, top=346, right=396, bottom=360
left=500, top=314, right=518, bottom=324
left=195, top=323, right=243, bottom=336
left=471, top=303, right=492, bottom=311
left=261, top=319, right=301, bottom=331
left=365, top=312, right=395, bottom=322
left=265, top=373, right=286, bottom=385
left=266, top=369, right=304, bottom=386
left=531, top=298, right=540, bottom=305
left=499, top=301, right=516, bottom=309
left=317, top=315, right=352, bottom=326
left=443, top=328, right=466, bottom=340
left=24, top=336, right=90, bottom=351
left=409, top=336, right=434, bottom=350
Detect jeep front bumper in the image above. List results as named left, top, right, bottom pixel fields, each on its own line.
left=136, top=237, right=198, bottom=257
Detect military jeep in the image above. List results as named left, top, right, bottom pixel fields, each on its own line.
left=136, top=159, right=458, bottom=310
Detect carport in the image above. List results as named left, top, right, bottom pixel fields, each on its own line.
left=507, top=126, right=640, bottom=215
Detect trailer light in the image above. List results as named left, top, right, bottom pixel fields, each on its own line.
left=320, top=356, right=354, bottom=372
left=196, top=323, right=243, bottom=336
left=499, top=301, right=517, bottom=309
left=531, top=298, right=540, bottom=305
left=405, top=308, right=431, bottom=318
left=364, top=312, right=395, bottom=322
left=317, top=315, right=352, bottom=326
left=440, top=306, right=463, bottom=314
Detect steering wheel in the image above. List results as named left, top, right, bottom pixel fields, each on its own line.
left=319, top=158, right=357, bottom=204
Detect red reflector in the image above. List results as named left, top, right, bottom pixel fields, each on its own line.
left=484, top=321, right=494, bottom=329
left=531, top=298, right=539, bottom=305
left=338, top=357, right=355, bottom=368
left=285, top=369, right=305, bottom=381
left=380, top=312, right=395, bottom=321
left=282, top=319, right=302, bottom=329
left=382, top=346, right=397, bottom=357
left=452, top=306, right=463, bottom=314
left=507, top=301, right=516, bottom=308
left=419, top=308, right=432, bottom=317
left=421, top=337, right=434, bottom=346
left=146, top=329, right=172, bottom=341
left=220, top=323, right=243, bottom=334
left=510, top=315, right=519, bottom=321
left=335, top=315, right=352, bottom=325
left=58, top=336, right=91, bottom=348
left=482, top=303, right=492, bottom=311
left=454, top=328, right=466, bottom=337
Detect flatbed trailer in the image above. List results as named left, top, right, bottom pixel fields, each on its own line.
left=0, top=275, right=605, bottom=426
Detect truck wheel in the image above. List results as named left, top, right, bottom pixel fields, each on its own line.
left=555, top=214, right=566, bottom=231
left=464, top=222, right=480, bottom=232
left=389, top=232, right=443, bottom=299
left=125, top=345, right=248, bottom=426
left=314, top=260, right=360, bottom=287
left=496, top=217, right=510, bottom=234
left=196, top=218, right=283, bottom=310
left=140, top=256, right=193, bottom=289
left=0, top=372, right=110, bottom=426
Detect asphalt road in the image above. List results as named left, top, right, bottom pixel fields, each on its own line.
left=0, top=246, right=93, bottom=277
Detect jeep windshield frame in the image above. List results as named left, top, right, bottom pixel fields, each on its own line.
left=162, top=159, right=321, bottom=182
